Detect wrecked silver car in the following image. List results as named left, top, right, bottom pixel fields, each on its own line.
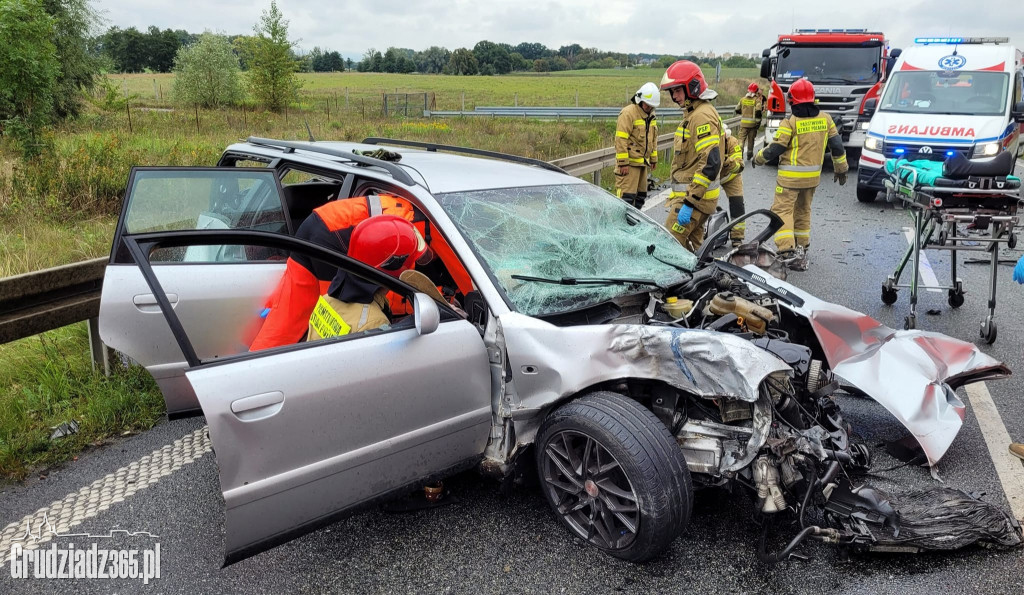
left=99, top=138, right=1020, bottom=565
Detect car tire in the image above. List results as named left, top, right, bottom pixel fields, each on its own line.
left=535, top=391, right=692, bottom=562
left=856, top=186, right=878, bottom=203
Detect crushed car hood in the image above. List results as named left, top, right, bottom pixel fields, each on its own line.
left=741, top=264, right=1010, bottom=465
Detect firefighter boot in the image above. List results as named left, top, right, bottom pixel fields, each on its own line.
left=728, top=195, right=746, bottom=247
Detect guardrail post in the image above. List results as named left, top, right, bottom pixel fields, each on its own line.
left=593, top=169, right=601, bottom=186
left=87, top=317, right=110, bottom=377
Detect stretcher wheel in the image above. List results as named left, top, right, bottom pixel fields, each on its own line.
left=904, top=315, right=915, bottom=330
left=881, top=286, right=898, bottom=305
left=1009, top=233, right=1018, bottom=250
left=947, top=288, right=965, bottom=308
left=981, top=319, right=997, bottom=344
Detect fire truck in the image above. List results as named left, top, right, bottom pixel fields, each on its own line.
left=759, top=29, right=900, bottom=152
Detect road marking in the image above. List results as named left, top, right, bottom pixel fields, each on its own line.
left=0, top=427, right=211, bottom=561
left=901, top=227, right=943, bottom=292
left=641, top=188, right=671, bottom=213
left=964, top=382, right=1024, bottom=522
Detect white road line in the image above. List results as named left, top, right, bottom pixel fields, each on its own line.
left=641, top=188, right=671, bottom=213
left=901, top=226, right=943, bottom=293
left=964, top=382, right=1024, bottom=522
left=0, top=427, right=211, bottom=561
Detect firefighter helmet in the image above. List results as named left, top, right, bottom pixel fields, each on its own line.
left=634, top=82, right=661, bottom=108
left=348, top=214, right=426, bottom=277
left=660, top=60, right=707, bottom=99
left=788, top=78, right=815, bottom=105
left=747, top=82, right=759, bottom=93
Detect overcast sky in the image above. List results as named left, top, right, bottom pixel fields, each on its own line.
left=94, top=0, right=1024, bottom=59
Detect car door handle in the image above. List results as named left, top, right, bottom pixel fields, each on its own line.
left=133, top=293, right=178, bottom=313
left=230, top=391, right=285, bottom=422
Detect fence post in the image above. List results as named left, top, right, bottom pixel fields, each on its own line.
left=195, top=105, right=200, bottom=134
left=126, top=102, right=133, bottom=134
left=461, top=91, right=465, bottom=112
left=87, top=317, right=111, bottom=377
left=153, top=78, right=158, bottom=100
left=326, top=98, right=330, bottom=121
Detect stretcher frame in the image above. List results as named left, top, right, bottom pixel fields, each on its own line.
left=882, top=164, right=1020, bottom=343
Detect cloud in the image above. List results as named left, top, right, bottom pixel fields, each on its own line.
left=93, top=0, right=1023, bottom=57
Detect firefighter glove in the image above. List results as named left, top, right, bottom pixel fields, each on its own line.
left=834, top=172, right=848, bottom=186
left=1013, top=254, right=1024, bottom=284
left=676, top=204, right=694, bottom=225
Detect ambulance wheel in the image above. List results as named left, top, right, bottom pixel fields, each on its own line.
left=947, top=288, right=965, bottom=309
left=1008, top=233, right=1017, bottom=250
left=904, top=315, right=916, bottom=330
left=856, top=186, right=878, bottom=203
left=881, top=286, right=898, bottom=305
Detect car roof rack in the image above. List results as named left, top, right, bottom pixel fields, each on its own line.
left=246, top=137, right=417, bottom=186
left=361, top=138, right=568, bottom=175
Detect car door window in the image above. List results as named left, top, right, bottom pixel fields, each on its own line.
left=113, top=167, right=290, bottom=264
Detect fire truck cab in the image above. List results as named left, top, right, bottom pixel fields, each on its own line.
left=760, top=29, right=897, bottom=154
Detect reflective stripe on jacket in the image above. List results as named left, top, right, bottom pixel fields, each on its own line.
left=670, top=99, right=725, bottom=214
left=614, top=102, right=658, bottom=167
left=762, top=112, right=848, bottom=189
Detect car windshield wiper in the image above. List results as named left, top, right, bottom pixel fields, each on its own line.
left=511, top=274, right=664, bottom=288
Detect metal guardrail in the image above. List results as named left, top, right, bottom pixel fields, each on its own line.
left=427, top=106, right=735, bottom=120
left=0, top=257, right=110, bottom=373
left=0, top=119, right=739, bottom=363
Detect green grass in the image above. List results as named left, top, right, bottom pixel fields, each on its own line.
left=0, top=323, right=165, bottom=481
left=0, top=216, right=115, bottom=277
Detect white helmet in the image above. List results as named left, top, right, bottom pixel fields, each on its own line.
left=634, top=82, right=661, bottom=108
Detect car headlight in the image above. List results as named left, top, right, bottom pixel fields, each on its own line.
left=974, top=141, right=1000, bottom=157
left=859, top=121, right=871, bottom=130
left=864, top=137, right=883, bottom=151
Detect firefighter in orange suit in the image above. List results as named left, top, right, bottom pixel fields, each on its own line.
left=753, top=78, right=848, bottom=270
left=614, top=82, right=660, bottom=209
left=250, top=194, right=423, bottom=351
left=735, top=82, right=766, bottom=161
left=660, top=60, right=725, bottom=253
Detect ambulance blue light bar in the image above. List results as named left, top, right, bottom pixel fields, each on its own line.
left=914, top=37, right=1009, bottom=45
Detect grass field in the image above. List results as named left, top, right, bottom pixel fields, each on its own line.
left=118, top=68, right=761, bottom=111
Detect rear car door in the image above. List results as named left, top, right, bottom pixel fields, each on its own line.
left=100, top=167, right=292, bottom=415
left=123, top=230, right=493, bottom=563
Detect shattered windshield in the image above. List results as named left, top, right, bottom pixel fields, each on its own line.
left=437, top=183, right=695, bottom=316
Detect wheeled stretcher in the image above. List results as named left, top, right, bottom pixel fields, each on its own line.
left=882, top=151, right=1021, bottom=343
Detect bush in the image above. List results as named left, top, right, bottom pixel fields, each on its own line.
left=172, top=32, right=244, bottom=108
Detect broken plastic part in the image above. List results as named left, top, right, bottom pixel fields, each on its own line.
left=437, top=184, right=695, bottom=316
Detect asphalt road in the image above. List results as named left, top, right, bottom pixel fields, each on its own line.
left=2, top=153, right=1024, bottom=594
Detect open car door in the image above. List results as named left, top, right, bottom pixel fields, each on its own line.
left=100, top=167, right=293, bottom=415
left=122, top=230, right=493, bottom=564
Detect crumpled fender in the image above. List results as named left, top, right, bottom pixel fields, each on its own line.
left=742, top=265, right=1010, bottom=466
left=499, top=312, right=791, bottom=414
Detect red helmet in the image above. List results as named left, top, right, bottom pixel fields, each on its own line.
left=788, top=78, right=815, bottom=105
left=348, top=215, right=426, bottom=277
left=747, top=82, right=760, bottom=93
left=660, top=60, right=707, bottom=99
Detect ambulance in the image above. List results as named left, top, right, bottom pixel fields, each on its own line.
left=856, top=37, right=1024, bottom=202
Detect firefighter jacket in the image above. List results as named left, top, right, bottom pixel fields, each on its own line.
left=756, top=107, right=848, bottom=189
left=615, top=102, right=658, bottom=168
left=670, top=99, right=725, bottom=215
left=307, top=290, right=391, bottom=341
left=735, top=92, right=765, bottom=129
left=722, top=133, right=744, bottom=184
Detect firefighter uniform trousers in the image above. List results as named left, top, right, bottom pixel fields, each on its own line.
left=665, top=184, right=719, bottom=253
left=615, top=165, right=648, bottom=207
left=737, top=126, right=758, bottom=161
left=721, top=171, right=745, bottom=243
left=770, top=185, right=814, bottom=251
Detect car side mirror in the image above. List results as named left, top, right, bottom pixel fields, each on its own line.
left=760, top=58, right=770, bottom=80
left=413, top=293, right=440, bottom=335
left=1013, top=101, right=1024, bottom=123
left=761, top=48, right=770, bottom=58
left=863, top=98, right=877, bottom=117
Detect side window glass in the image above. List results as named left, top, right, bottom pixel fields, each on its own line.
left=118, top=169, right=288, bottom=263
left=1014, top=74, right=1022, bottom=105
